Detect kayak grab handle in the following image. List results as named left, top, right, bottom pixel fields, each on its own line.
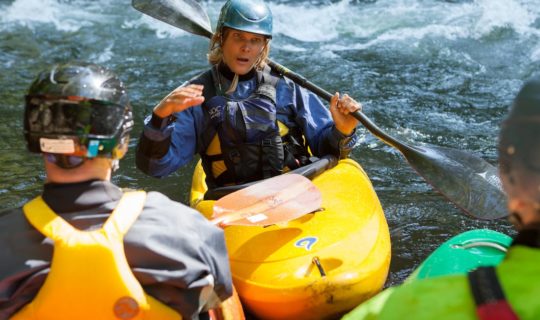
left=452, top=241, right=508, bottom=253
left=312, top=256, right=327, bottom=277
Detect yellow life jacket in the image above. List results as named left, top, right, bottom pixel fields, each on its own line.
left=13, top=191, right=181, bottom=320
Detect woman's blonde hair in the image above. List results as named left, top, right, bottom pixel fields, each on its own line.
left=207, top=28, right=271, bottom=70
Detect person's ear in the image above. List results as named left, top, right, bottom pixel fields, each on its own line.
left=509, top=212, right=524, bottom=230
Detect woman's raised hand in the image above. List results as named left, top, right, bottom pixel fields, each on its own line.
left=330, top=92, right=361, bottom=136
left=153, top=84, right=205, bottom=118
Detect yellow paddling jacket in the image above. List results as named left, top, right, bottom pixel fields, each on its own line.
left=13, top=191, right=180, bottom=320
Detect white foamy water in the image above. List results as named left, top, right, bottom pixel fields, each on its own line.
left=124, top=0, right=500, bottom=55
left=0, top=0, right=112, bottom=32
left=268, top=0, right=539, bottom=52
left=122, top=15, right=189, bottom=39
left=0, top=0, right=532, bottom=290
left=88, top=43, right=115, bottom=63
left=2, top=0, right=537, bottom=52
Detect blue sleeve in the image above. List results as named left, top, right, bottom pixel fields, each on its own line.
left=276, top=78, right=357, bottom=158
left=136, top=106, right=207, bottom=178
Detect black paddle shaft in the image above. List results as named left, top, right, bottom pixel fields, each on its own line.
left=267, top=60, right=507, bottom=220
left=266, top=60, right=401, bottom=148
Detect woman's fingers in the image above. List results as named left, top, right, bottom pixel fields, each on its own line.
left=154, top=84, right=205, bottom=117
left=166, top=95, right=205, bottom=106
left=337, top=94, right=362, bottom=114
left=168, top=84, right=204, bottom=107
left=168, top=84, right=203, bottom=100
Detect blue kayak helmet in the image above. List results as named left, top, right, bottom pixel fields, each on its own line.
left=24, top=63, right=133, bottom=168
left=216, top=0, right=273, bottom=38
left=499, top=77, right=540, bottom=206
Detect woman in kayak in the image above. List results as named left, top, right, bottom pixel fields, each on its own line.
left=136, top=0, right=362, bottom=188
left=343, top=77, right=540, bottom=319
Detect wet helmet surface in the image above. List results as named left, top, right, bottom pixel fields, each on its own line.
left=217, top=0, right=273, bottom=38
left=24, top=62, right=133, bottom=160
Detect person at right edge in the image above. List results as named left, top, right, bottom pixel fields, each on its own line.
left=343, top=78, right=540, bottom=319
left=136, top=0, right=362, bottom=189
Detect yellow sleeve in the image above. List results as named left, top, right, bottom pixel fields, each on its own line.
left=341, top=288, right=396, bottom=320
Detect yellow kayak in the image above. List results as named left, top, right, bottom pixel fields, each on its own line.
left=190, top=159, right=391, bottom=319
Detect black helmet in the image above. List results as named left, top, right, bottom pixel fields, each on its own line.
left=499, top=77, right=540, bottom=205
left=24, top=63, right=133, bottom=162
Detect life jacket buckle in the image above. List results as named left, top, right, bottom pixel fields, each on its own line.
left=229, top=149, right=241, bottom=164
left=261, top=138, right=274, bottom=147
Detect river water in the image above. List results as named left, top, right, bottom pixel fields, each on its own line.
left=1, top=0, right=538, bottom=299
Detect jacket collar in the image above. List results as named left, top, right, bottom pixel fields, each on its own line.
left=218, top=62, right=256, bottom=81
left=42, top=180, right=122, bottom=213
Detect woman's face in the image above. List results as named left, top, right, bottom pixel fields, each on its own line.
left=221, top=29, right=267, bottom=75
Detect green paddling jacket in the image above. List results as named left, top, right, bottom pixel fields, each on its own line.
left=344, top=238, right=540, bottom=319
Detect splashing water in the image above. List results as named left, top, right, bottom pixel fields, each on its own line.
left=1, top=0, right=536, bottom=295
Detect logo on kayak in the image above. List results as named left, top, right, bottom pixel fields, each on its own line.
left=295, top=237, right=318, bottom=251
left=476, top=171, right=503, bottom=191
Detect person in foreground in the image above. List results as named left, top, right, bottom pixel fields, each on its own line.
left=343, top=78, right=540, bottom=319
left=136, top=0, right=362, bottom=188
left=0, top=62, right=232, bottom=320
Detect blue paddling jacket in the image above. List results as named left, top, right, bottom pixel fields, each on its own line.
left=136, top=64, right=357, bottom=185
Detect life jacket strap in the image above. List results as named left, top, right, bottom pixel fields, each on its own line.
left=23, top=191, right=146, bottom=241
left=468, top=266, right=519, bottom=320
left=103, top=191, right=147, bottom=239
left=260, top=136, right=283, bottom=179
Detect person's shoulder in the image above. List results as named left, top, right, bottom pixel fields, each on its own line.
left=381, top=274, right=474, bottom=318
left=344, top=276, right=473, bottom=320
left=274, top=75, right=295, bottom=102
left=187, top=68, right=214, bottom=85
left=143, top=191, right=196, bottom=213
left=133, top=191, right=223, bottom=244
left=342, top=287, right=396, bottom=320
left=263, top=66, right=290, bottom=87
left=276, top=73, right=294, bottom=88
left=141, top=191, right=212, bottom=225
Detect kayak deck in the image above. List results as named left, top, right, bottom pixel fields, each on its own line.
left=408, top=229, right=512, bottom=281
left=190, top=159, right=391, bottom=319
